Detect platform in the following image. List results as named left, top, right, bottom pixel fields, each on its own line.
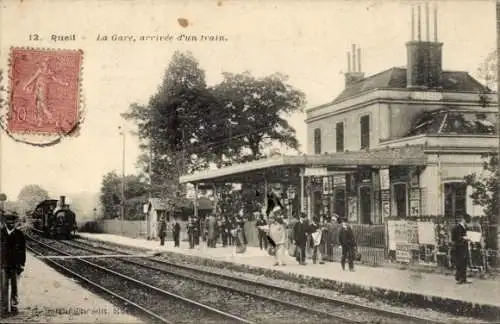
left=79, top=233, right=500, bottom=316
left=0, top=252, right=142, bottom=323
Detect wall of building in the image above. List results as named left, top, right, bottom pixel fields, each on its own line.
left=306, top=102, right=382, bottom=154
left=305, top=89, right=497, bottom=155
left=420, top=153, right=486, bottom=216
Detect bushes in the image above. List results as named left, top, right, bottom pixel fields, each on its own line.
left=78, top=221, right=102, bottom=233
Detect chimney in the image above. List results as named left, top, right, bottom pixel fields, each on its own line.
left=406, top=2, right=443, bottom=89
left=345, top=44, right=365, bottom=87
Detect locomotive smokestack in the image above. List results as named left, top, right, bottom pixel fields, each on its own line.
left=60, top=196, right=66, bottom=206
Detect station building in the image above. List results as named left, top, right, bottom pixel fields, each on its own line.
left=180, top=10, right=497, bottom=226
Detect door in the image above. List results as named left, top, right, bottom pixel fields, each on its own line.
left=393, top=183, right=408, bottom=218
left=444, top=182, right=467, bottom=220
left=334, top=188, right=346, bottom=219
left=359, top=186, right=372, bottom=224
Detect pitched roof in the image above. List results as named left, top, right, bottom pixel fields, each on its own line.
left=332, top=67, right=491, bottom=103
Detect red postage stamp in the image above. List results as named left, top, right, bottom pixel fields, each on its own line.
left=8, top=48, right=83, bottom=135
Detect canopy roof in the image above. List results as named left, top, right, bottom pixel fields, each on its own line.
left=179, top=146, right=427, bottom=185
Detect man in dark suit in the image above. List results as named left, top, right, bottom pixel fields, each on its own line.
left=1, top=214, right=26, bottom=316
left=338, top=218, right=356, bottom=271
left=451, top=214, right=471, bottom=284
left=255, top=213, right=268, bottom=250
left=293, top=212, right=309, bottom=265
left=172, top=218, right=181, bottom=247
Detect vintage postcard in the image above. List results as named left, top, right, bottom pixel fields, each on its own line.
left=0, top=0, right=498, bottom=323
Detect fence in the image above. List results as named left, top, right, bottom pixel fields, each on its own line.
left=319, top=224, right=386, bottom=266
left=89, top=217, right=497, bottom=271
left=96, top=219, right=148, bottom=238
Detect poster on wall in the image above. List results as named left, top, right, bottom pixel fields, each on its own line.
left=382, top=201, right=391, bottom=219
left=417, top=222, right=436, bottom=245
left=379, top=168, right=390, bottom=190
left=387, top=220, right=419, bottom=250
left=410, top=199, right=420, bottom=217
left=323, top=176, right=333, bottom=195
left=333, top=175, right=346, bottom=186
left=348, top=196, right=357, bottom=223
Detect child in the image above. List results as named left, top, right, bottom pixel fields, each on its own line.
left=269, top=214, right=287, bottom=266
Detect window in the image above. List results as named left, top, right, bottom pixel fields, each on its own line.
left=314, top=128, right=322, bottom=154
left=444, top=182, right=467, bottom=220
left=360, top=115, right=370, bottom=149
left=336, top=122, right=344, bottom=152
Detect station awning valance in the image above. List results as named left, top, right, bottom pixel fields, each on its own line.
left=179, top=145, right=427, bottom=184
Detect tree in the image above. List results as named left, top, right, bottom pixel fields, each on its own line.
left=464, top=153, right=498, bottom=265
left=17, top=184, right=49, bottom=215
left=124, top=52, right=306, bottom=217
left=123, top=51, right=219, bottom=203
left=209, top=72, right=306, bottom=163
left=99, top=171, right=149, bottom=219
left=477, top=50, right=497, bottom=91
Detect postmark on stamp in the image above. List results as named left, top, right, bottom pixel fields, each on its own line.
left=7, top=47, right=83, bottom=141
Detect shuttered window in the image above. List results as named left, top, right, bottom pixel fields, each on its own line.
left=314, top=128, right=321, bottom=154
left=360, top=115, right=370, bottom=149
left=336, top=122, right=344, bottom=152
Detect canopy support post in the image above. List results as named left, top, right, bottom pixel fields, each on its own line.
left=194, top=183, right=199, bottom=218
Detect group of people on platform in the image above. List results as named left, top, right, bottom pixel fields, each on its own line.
left=156, top=208, right=358, bottom=271
left=260, top=211, right=357, bottom=271
left=156, top=207, right=474, bottom=284
left=157, top=213, right=249, bottom=252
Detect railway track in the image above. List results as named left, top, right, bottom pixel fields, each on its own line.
left=26, top=235, right=253, bottom=324
left=46, top=236, right=444, bottom=324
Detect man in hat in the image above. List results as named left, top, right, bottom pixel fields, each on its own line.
left=293, top=212, right=309, bottom=265
left=338, top=217, right=356, bottom=271
left=451, top=214, right=471, bottom=284
left=1, top=213, right=26, bottom=315
left=255, top=212, right=268, bottom=251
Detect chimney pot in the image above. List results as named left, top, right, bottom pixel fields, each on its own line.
left=347, top=52, right=351, bottom=72
left=357, top=48, right=361, bottom=72
left=352, top=44, right=357, bottom=72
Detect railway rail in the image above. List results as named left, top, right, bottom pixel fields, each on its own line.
left=37, top=235, right=445, bottom=324
left=26, top=235, right=253, bottom=324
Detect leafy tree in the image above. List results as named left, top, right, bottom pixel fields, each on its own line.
left=209, top=72, right=306, bottom=163
left=123, top=51, right=218, bottom=204
left=17, top=184, right=50, bottom=216
left=124, top=52, right=306, bottom=219
left=464, top=153, right=498, bottom=264
left=477, top=50, right=497, bottom=91
left=99, top=171, right=149, bottom=219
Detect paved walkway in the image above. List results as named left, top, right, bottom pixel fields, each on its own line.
left=79, top=233, right=500, bottom=309
left=1, top=252, right=141, bottom=323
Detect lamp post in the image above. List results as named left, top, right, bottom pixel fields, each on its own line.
left=119, top=126, right=126, bottom=235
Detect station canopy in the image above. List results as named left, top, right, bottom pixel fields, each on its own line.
left=179, top=146, right=427, bottom=185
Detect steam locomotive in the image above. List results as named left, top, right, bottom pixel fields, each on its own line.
left=31, top=196, right=77, bottom=239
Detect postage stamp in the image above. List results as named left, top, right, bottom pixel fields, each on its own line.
left=8, top=48, right=83, bottom=136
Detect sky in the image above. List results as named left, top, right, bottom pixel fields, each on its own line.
left=0, top=0, right=496, bottom=201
